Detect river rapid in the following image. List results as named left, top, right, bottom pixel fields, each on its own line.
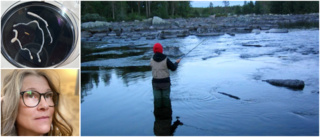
left=81, top=29, right=319, bottom=136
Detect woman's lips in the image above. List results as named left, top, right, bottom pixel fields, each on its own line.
left=35, top=116, right=49, bottom=120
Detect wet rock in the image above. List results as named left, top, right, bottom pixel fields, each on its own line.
left=88, top=37, right=101, bottom=42
left=112, top=28, right=123, bottom=36
left=81, top=21, right=111, bottom=29
left=227, top=33, right=235, bottom=36
left=146, top=34, right=156, bottom=40
left=164, top=47, right=184, bottom=57
left=209, top=15, right=216, bottom=19
left=92, top=32, right=107, bottom=38
left=252, top=29, right=261, bottom=34
left=240, top=54, right=261, bottom=59
left=101, top=36, right=111, bottom=41
left=267, top=29, right=289, bottom=33
left=142, top=18, right=153, bottom=24
left=298, top=48, right=319, bottom=55
left=202, top=55, right=219, bottom=60
left=202, top=49, right=225, bottom=60
left=131, top=34, right=141, bottom=40
left=260, top=26, right=271, bottom=30
left=234, top=27, right=252, bottom=33
left=159, top=30, right=189, bottom=39
left=242, top=44, right=262, bottom=47
left=196, top=33, right=224, bottom=37
left=152, top=16, right=167, bottom=25
left=108, top=32, right=117, bottom=36
left=88, top=28, right=110, bottom=33
left=263, top=79, right=305, bottom=90
left=82, top=31, right=92, bottom=38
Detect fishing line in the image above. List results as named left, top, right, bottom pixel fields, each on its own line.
left=180, top=38, right=207, bottom=59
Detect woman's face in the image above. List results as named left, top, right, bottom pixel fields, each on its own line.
left=16, top=75, right=54, bottom=136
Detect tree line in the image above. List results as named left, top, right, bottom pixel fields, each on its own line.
left=81, top=1, right=191, bottom=22
left=81, top=1, right=319, bottom=22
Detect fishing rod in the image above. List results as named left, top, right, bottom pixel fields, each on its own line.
left=180, top=38, right=207, bottom=59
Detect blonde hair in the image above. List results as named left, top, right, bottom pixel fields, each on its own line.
left=1, top=70, right=73, bottom=136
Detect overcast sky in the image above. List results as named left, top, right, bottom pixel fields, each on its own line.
left=191, top=1, right=245, bottom=8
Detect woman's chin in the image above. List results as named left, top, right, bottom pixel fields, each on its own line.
left=35, top=124, right=51, bottom=135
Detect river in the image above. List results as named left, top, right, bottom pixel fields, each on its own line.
left=81, top=29, right=319, bottom=136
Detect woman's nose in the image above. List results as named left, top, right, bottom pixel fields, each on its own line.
left=37, top=96, right=49, bottom=110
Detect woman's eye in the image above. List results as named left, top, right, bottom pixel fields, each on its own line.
left=45, top=93, right=53, bottom=98
left=26, top=91, right=35, bottom=98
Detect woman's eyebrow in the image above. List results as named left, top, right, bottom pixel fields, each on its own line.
left=22, top=88, right=37, bottom=91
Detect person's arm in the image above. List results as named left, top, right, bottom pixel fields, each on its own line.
left=167, top=58, right=181, bottom=71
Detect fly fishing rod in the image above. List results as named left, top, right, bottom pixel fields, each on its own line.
left=180, top=38, right=207, bottom=59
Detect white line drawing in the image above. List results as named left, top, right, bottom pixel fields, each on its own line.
left=11, top=12, right=53, bottom=63
left=27, top=12, right=53, bottom=44
left=11, top=29, right=33, bottom=60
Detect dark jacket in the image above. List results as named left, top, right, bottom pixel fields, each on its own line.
left=151, top=53, right=178, bottom=84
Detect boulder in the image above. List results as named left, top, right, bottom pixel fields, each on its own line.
left=263, top=79, right=305, bottom=90
left=252, top=29, right=261, bottom=34
left=92, top=32, right=107, bottom=38
left=242, top=44, right=262, bottom=47
left=81, top=21, right=111, bottom=29
left=234, top=27, right=252, bottom=33
left=159, top=30, right=189, bottom=39
left=142, top=18, right=153, bottom=24
left=164, top=47, right=184, bottom=57
left=88, top=37, right=101, bottom=42
left=227, top=33, right=235, bottom=36
left=146, top=34, right=156, bottom=40
left=267, top=29, right=289, bottom=33
left=131, top=34, right=141, bottom=40
left=240, top=54, right=262, bottom=59
left=152, top=16, right=167, bottom=25
left=81, top=31, right=92, bottom=38
left=196, top=33, right=224, bottom=37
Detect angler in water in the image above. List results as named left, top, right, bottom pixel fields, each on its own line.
left=150, top=43, right=181, bottom=102
left=150, top=43, right=182, bottom=135
left=151, top=43, right=182, bottom=102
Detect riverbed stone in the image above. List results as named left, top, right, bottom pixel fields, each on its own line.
left=263, top=79, right=305, bottom=90
left=81, top=21, right=111, bottom=29
left=88, top=37, right=101, bottom=42
left=164, top=46, right=184, bottom=57
left=159, top=29, right=189, bottom=39
left=82, top=31, right=92, bottom=38
left=242, top=43, right=262, bottom=47
left=81, top=14, right=318, bottom=42
left=92, top=32, right=107, bottom=38
left=267, top=29, right=289, bottom=33
left=152, top=16, right=167, bottom=25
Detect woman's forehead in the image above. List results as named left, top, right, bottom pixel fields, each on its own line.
left=21, top=75, right=52, bottom=92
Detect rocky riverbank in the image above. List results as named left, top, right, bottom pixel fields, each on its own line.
left=81, top=13, right=318, bottom=42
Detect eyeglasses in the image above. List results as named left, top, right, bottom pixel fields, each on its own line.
left=20, top=91, right=59, bottom=107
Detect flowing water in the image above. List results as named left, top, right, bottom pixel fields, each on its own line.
left=81, top=29, right=319, bottom=136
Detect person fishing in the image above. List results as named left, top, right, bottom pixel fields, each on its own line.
left=150, top=43, right=181, bottom=105
left=150, top=42, right=182, bottom=135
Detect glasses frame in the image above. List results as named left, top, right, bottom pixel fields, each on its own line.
left=20, top=91, right=59, bottom=108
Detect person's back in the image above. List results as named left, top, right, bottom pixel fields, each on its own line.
left=150, top=43, right=180, bottom=91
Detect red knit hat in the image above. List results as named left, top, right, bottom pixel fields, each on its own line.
left=153, top=43, right=163, bottom=53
